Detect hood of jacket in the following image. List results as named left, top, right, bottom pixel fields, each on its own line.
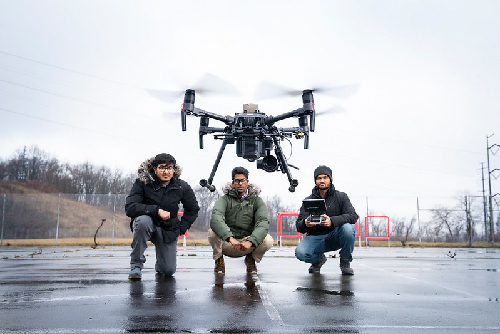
left=221, top=182, right=261, bottom=198
left=137, top=156, right=183, bottom=185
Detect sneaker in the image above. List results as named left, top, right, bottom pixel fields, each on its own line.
left=128, top=266, right=142, bottom=280
left=245, top=254, right=257, bottom=274
left=340, top=257, right=354, bottom=275
left=214, top=257, right=225, bottom=274
left=308, top=254, right=327, bottom=274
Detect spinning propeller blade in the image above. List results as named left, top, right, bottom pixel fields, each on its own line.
left=254, top=81, right=359, bottom=100
left=146, top=73, right=240, bottom=103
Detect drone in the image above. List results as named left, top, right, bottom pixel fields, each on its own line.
left=180, top=89, right=318, bottom=192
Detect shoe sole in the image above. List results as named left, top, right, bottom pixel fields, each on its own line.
left=128, top=276, right=141, bottom=280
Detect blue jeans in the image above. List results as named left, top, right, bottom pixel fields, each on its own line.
left=295, top=224, right=355, bottom=264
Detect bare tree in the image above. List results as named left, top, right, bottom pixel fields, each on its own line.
left=192, top=186, right=220, bottom=228
left=265, top=195, right=295, bottom=234
left=431, top=206, right=462, bottom=242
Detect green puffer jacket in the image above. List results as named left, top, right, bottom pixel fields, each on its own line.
left=210, top=183, right=269, bottom=247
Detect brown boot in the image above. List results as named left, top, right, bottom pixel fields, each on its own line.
left=245, top=254, right=257, bottom=274
left=214, top=256, right=225, bottom=274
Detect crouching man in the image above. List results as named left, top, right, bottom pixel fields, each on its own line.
left=125, top=153, right=199, bottom=280
left=208, top=167, right=273, bottom=274
left=295, top=165, right=357, bottom=275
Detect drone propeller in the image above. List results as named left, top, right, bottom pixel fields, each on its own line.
left=254, top=80, right=359, bottom=100
left=316, top=106, right=346, bottom=115
left=146, top=73, right=241, bottom=103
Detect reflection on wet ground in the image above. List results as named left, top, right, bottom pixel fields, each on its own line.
left=0, top=246, right=499, bottom=333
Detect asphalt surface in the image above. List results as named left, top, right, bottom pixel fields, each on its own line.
left=0, top=245, right=499, bottom=334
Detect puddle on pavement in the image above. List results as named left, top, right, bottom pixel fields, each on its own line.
left=295, top=287, right=354, bottom=296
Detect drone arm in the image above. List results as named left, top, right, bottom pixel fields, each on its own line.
left=193, top=108, right=234, bottom=125
left=200, top=138, right=229, bottom=192
left=266, top=108, right=305, bottom=126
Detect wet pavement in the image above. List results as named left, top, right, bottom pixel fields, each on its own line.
left=0, top=246, right=499, bottom=333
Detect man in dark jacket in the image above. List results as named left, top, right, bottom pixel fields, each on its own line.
left=208, top=166, right=273, bottom=274
left=125, top=153, right=199, bottom=280
left=295, top=165, right=357, bottom=275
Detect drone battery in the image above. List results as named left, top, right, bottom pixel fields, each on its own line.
left=236, top=138, right=262, bottom=161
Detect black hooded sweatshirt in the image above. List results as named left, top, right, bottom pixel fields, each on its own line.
left=296, top=184, right=357, bottom=236
left=125, top=157, right=200, bottom=241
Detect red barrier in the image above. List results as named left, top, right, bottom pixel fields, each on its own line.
left=177, top=212, right=188, bottom=246
left=276, top=212, right=302, bottom=246
left=355, top=216, right=361, bottom=239
left=364, top=215, right=390, bottom=241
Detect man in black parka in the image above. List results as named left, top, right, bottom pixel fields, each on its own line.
left=125, top=153, right=199, bottom=280
left=295, top=165, right=357, bottom=275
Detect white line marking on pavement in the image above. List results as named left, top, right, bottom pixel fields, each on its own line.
left=252, top=275, right=285, bottom=326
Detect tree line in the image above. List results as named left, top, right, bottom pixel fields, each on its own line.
left=0, top=146, right=135, bottom=195
left=0, top=146, right=294, bottom=236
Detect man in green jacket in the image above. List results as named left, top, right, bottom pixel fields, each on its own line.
left=208, top=166, right=273, bottom=274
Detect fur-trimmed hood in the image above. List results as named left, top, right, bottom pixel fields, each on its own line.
left=137, top=156, right=183, bottom=184
left=221, top=182, right=261, bottom=197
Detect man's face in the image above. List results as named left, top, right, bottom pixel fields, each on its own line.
left=154, top=163, right=175, bottom=185
left=232, top=173, right=249, bottom=195
left=315, top=174, right=331, bottom=190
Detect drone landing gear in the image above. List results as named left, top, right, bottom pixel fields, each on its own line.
left=200, top=138, right=228, bottom=192
left=272, top=137, right=298, bottom=192
left=200, top=137, right=299, bottom=193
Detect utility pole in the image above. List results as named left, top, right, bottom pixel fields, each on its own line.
left=486, top=134, right=499, bottom=247
left=481, top=162, right=488, bottom=240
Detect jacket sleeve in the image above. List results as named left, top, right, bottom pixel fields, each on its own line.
left=125, top=179, right=159, bottom=219
left=330, top=192, right=358, bottom=228
left=210, top=196, right=233, bottom=241
left=179, top=182, right=200, bottom=234
left=247, top=197, right=270, bottom=247
left=295, top=196, right=312, bottom=234
left=295, top=205, right=308, bottom=234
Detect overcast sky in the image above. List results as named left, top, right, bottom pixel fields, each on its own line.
left=1, top=0, right=499, bottom=217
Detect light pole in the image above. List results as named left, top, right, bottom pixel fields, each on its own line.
left=486, top=134, right=499, bottom=246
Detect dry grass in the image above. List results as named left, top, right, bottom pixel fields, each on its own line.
left=0, top=238, right=211, bottom=247
left=0, top=238, right=495, bottom=248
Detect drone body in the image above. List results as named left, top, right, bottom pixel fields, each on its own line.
left=181, top=89, right=317, bottom=192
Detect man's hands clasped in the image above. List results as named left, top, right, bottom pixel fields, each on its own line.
left=228, top=237, right=253, bottom=251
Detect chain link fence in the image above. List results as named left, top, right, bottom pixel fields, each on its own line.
left=1, top=193, right=499, bottom=246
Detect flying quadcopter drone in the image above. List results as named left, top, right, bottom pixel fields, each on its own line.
left=149, top=75, right=357, bottom=193
left=180, top=88, right=317, bottom=193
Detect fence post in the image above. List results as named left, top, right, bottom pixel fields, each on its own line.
left=112, top=194, right=116, bottom=246
left=55, top=193, right=60, bottom=246
left=416, top=196, right=422, bottom=246
left=1, top=194, right=5, bottom=247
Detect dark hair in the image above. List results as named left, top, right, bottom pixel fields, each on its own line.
left=152, top=153, right=176, bottom=168
left=231, top=166, right=249, bottom=180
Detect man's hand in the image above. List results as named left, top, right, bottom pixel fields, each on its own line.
left=228, top=237, right=241, bottom=250
left=228, top=237, right=253, bottom=251
left=319, top=214, right=332, bottom=227
left=240, top=240, right=253, bottom=251
left=158, top=208, right=171, bottom=221
left=304, top=218, right=315, bottom=228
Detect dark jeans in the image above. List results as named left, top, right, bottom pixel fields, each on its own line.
left=130, top=215, right=178, bottom=275
left=295, top=223, right=356, bottom=264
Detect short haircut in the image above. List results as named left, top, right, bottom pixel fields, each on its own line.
left=232, top=166, right=249, bottom=180
left=152, top=153, right=176, bottom=168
